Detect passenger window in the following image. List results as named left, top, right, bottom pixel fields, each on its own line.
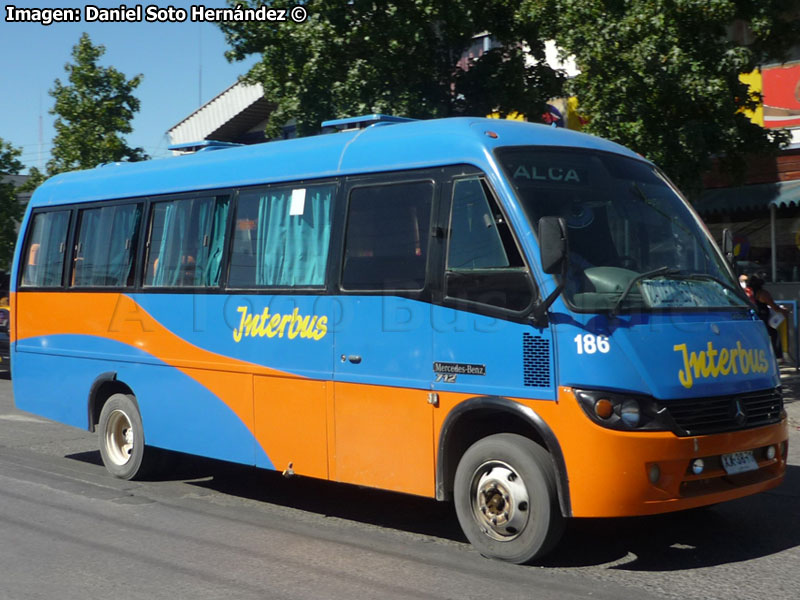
left=72, top=204, right=142, bottom=287
left=445, top=178, right=532, bottom=311
left=341, top=181, right=433, bottom=291
left=21, top=211, right=70, bottom=288
left=228, top=183, right=334, bottom=288
left=144, top=195, right=229, bottom=288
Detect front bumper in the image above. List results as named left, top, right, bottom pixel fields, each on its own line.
left=556, top=387, right=788, bottom=517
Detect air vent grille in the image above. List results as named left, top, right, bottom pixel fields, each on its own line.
left=523, top=333, right=551, bottom=387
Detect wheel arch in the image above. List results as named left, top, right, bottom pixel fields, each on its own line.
left=436, top=396, right=571, bottom=517
left=87, top=372, right=135, bottom=433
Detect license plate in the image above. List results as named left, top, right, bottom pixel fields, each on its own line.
left=721, top=451, right=758, bottom=475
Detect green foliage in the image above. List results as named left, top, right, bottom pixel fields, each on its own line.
left=0, top=138, right=25, bottom=270
left=219, top=0, right=565, bottom=137
left=48, top=33, right=147, bottom=175
left=20, top=167, right=46, bottom=193
left=220, top=1, right=798, bottom=199
left=530, top=0, right=799, bottom=198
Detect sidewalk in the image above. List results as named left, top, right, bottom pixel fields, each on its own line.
left=780, top=364, right=800, bottom=427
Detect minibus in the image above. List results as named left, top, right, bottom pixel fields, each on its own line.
left=12, top=115, right=788, bottom=563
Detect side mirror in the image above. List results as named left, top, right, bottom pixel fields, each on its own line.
left=721, top=228, right=735, bottom=265
left=531, top=216, right=569, bottom=327
left=539, top=216, right=568, bottom=274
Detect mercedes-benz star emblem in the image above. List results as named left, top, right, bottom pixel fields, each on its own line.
left=732, top=399, right=747, bottom=426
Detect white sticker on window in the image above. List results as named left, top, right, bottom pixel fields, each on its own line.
left=290, top=188, right=306, bottom=216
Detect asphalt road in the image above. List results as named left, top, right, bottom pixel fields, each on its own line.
left=1, top=373, right=799, bottom=600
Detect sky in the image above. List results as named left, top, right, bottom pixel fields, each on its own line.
left=1, top=0, right=260, bottom=173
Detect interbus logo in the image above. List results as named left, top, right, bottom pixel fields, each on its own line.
left=232, top=306, right=328, bottom=342
left=673, top=341, right=769, bottom=389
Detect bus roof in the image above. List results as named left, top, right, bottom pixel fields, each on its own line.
left=30, top=117, right=642, bottom=207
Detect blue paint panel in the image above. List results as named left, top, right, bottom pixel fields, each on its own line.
left=333, top=296, right=431, bottom=388
left=553, top=310, right=778, bottom=399
left=14, top=346, right=97, bottom=429
left=431, top=303, right=556, bottom=400
left=13, top=335, right=271, bottom=468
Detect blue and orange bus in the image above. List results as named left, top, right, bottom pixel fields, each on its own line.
left=11, top=115, right=788, bottom=563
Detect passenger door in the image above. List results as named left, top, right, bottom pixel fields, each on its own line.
left=432, top=174, right=556, bottom=401
left=332, top=174, right=438, bottom=496
left=231, top=182, right=337, bottom=477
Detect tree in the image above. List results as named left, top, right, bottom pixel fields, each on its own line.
left=0, top=138, right=25, bottom=270
left=530, top=0, right=799, bottom=199
left=48, top=33, right=147, bottom=175
left=218, top=0, right=565, bottom=137
left=20, top=166, right=46, bottom=192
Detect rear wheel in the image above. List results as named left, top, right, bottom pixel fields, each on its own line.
left=98, top=393, right=155, bottom=480
left=454, top=433, right=564, bottom=564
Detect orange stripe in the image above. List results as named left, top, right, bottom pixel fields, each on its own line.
left=15, top=292, right=285, bottom=375
left=15, top=292, right=293, bottom=446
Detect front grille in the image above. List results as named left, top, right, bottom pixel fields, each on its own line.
left=664, top=388, right=783, bottom=436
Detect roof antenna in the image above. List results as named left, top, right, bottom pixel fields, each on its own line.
left=198, top=23, right=204, bottom=106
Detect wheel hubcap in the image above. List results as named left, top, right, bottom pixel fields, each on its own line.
left=105, top=409, right=134, bottom=466
left=471, top=461, right=530, bottom=541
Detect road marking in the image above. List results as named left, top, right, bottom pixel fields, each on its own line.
left=0, top=414, right=47, bottom=423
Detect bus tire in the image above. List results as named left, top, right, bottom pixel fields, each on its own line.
left=98, top=393, right=154, bottom=480
left=453, top=433, right=564, bottom=564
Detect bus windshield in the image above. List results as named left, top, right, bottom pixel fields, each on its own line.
left=497, top=147, right=748, bottom=312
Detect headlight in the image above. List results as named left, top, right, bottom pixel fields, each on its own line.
left=620, top=399, right=641, bottom=428
left=575, top=389, right=669, bottom=431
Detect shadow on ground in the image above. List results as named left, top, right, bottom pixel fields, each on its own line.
left=67, top=448, right=465, bottom=542
left=67, top=448, right=800, bottom=570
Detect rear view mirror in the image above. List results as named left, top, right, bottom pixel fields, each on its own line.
left=539, top=216, right=568, bottom=274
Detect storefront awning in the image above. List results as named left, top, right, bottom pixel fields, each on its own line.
left=695, top=180, right=800, bottom=216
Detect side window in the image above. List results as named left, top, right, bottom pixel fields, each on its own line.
left=445, top=178, right=532, bottom=311
left=21, top=211, right=71, bottom=288
left=72, top=204, right=142, bottom=287
left=228, top=183, right=334, bottom=288
left=341, top=180, right=433, bottom=291
left=144, top=195, right=229, bottom=288
left=448, top=178, right=516, bottom=269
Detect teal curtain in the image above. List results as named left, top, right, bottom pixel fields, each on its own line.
left=197, top=197, right=229, bottom=286
left=74, top=205, right=140, bottom=287
left=255, top=186, right=333, bottom=286
left=151, top=196, right=228, bottom=287
left=153, top=201, right=189, bottom=287
left=106, top=204, right=140, bottom=286
left=188, top=198, right=213, bottom=287
left=74, top=209, right=102, bottom=286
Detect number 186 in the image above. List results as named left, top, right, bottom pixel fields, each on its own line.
left=574, top=334, right=610, bottom=354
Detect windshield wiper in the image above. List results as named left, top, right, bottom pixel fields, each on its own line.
left=610, top=266, right=680, bottom=316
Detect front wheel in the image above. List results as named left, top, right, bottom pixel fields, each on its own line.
left=98, top=393, right=155, bottom=480
left=453, top=433, right=565, bottom=564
